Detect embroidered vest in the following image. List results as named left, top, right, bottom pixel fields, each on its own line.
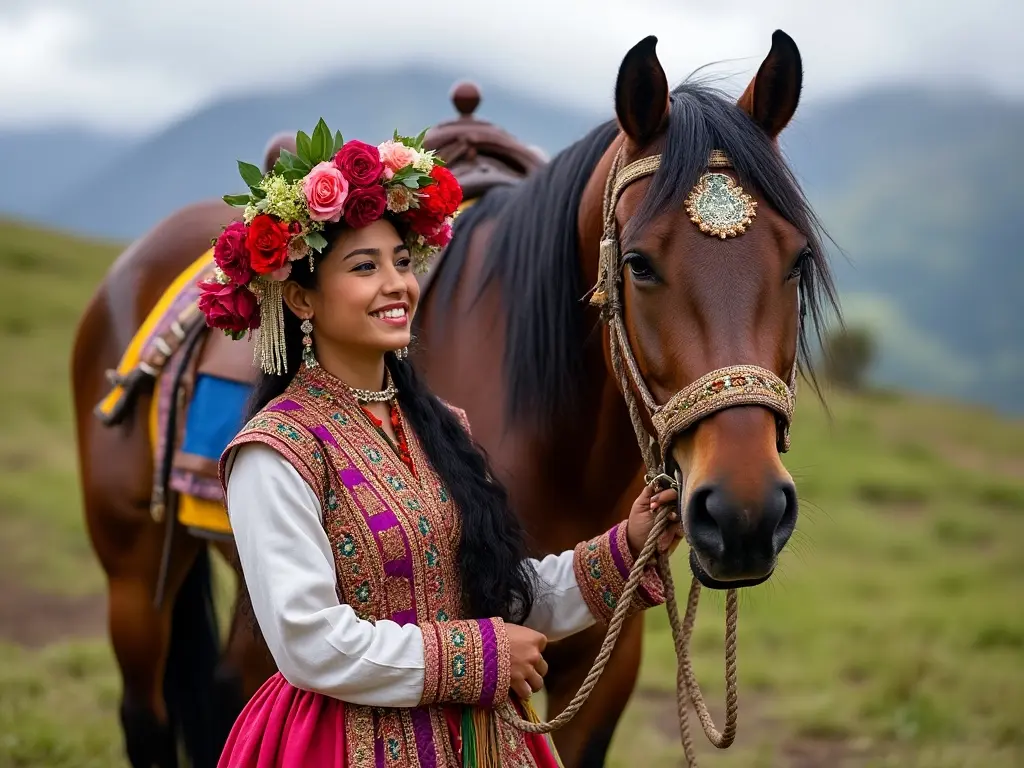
left=221, top=364, right=543, bottom=767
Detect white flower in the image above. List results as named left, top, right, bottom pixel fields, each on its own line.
left=387, top=185, right=415, bottom=213
left=413, top=150, right=437, bottom=174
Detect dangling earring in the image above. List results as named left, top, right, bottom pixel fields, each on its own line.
left=301, top=318, right=318, bottom=369
left=396, top=346, right=409, bottom=360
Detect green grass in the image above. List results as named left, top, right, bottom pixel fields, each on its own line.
left=1, top=217, right=1023, bottom=767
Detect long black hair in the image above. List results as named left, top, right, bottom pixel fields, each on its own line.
left=244, top=231, right=537, bottom=624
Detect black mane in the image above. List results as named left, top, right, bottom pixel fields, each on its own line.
left=430, top=80, right=839, bottom=429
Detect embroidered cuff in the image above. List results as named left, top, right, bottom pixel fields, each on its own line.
left=573, top=522, right=665, bottom=624
left=420, top=618, right=511, bottom=708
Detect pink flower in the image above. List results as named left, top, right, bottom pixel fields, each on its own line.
left=212, top=221, right=254, bottom=284
left=423, top=220, right=453, bottom=249
left=268, top=263, right=292, bottom=281
left=377, top=140, right=418, bottom=180
left=302, top=161, right=349, bottom=222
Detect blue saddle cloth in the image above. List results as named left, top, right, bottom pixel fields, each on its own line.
left=180, top=374, right=253, bottom=463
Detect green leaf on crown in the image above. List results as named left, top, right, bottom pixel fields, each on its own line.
left=333, top=130, right=345, bottom=155
left=274, top=148, right=311, bottom=178
left=223, top=193, right=252, bottom=207
left=296, top=131, right=313, bottom=166
left=311, top=119, right=332, bottom=164
left=237, top=160, right=264, bottom=189
left=304, top=231, right=329, bottom=252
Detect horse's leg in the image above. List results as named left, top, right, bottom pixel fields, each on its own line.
left=543, top=614, right=644, bottom=768
left=93, top=499, right=204, bottom=768
left=210, top=540, right=277, bottom=741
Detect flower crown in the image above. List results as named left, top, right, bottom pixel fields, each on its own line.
left=196, top=119, right=462, bottom=374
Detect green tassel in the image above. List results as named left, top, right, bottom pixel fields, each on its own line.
left=461, top=707, right=477, bottom=768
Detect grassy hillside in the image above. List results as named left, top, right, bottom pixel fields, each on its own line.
left=1, top=218, right=1022, bottom=767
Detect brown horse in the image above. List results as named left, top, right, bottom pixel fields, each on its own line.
left=70, top=31, right=837, bottom=768
left=71, top=135, right=296, bottom=768
left=413, top=31, right=837, bottom=765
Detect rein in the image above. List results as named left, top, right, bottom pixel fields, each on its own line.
left=496, top=147, right=800, bottom=767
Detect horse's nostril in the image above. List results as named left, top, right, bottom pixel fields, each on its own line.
left=771, top=481, right=798, bottom=552
left=686, top=486, right=725, bottom=559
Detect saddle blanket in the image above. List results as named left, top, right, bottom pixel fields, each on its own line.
left=101, top=247, right=248, bottom=537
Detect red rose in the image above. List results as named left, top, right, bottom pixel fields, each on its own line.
left=197, top=279, right=260, bottom=335
left=403, top=205, right=446, bottom=238
left=333, top=140, right=384, bottom=187
left=213, top=221, right=254, bottom=284
left=343, top=184, right=388, bottom=228
left=246, top=214, right=292, bottom=275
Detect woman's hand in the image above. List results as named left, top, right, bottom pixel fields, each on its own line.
left=626, top=482, right=682, bottom=557
left=505, top=624, right=548, bottom=700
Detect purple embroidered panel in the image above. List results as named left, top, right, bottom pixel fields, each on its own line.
left=268, top=399, right=303, bottom=412
left=336, top=451, right=419, bottom=627
left=309, top=424, right=338, bottom=448
left=409, top=708, right=438, bottom=768
left=478, top=618, right=499, bottom=708
left=608, top=522, right=629, bottom=576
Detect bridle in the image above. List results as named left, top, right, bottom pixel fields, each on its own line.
left=589, top=146, right=800, bottom=487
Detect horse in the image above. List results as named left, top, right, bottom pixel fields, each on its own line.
left=413, top=31, right=838, bottom=765
left=70, top=30, right=838, bottom=768
left=71, top=134, right=296, bottom=767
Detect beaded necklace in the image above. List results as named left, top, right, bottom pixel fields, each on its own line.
left=359, top=402, right=417, bottom=480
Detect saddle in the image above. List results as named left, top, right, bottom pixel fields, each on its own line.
left=95, top=81, right=544, bottom=549
left=423, top=81, right=546, bottom=199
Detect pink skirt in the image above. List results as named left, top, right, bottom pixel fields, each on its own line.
left=218, top=673, right=563, bottom=767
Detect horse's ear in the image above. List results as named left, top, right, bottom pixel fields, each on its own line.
left=615, top=36, right=670, bottom=146
left=737, top=30, right=803, bottom=139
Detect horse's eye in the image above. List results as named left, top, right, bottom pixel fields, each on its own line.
left=788, top=247, right=812, bottom=281
left=624, top=252, right=657, bottom=283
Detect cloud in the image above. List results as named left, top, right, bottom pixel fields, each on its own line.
left=1, top=0, right=1022, bottom=134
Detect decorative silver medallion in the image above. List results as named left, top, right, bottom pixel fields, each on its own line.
left=684, top=172, right=757, bottom=239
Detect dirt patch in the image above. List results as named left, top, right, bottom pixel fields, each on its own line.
left=634, top=685, right=776, bottom=748
left=0, top=577, right=106, bottom=647
left=635, top=687, right=880, bottom=767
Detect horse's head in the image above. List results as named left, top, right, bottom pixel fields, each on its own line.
left=589, top=32, right=836, bottom=588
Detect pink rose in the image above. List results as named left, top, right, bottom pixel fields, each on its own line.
left=268, top=263, right=292, bottom=281
left=333, top=140, right=384, bottom=187
left=377, top=140, right=418, bottom=180
left=302, top=161, right=349, bottom=222
left=212, top=221, right=254, bottom=284
left=197, top=279, right=260, bottom=335
left=343, top=185, right=388, bottom=228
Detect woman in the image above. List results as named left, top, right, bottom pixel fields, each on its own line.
left=198, top=121, right=681, bottom=767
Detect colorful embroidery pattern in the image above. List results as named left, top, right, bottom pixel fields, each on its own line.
left=572, top=522, right=666, bottom=624
left=419, top=618, right=510, bottom=708
left=221, top=365, right=536, bottom=765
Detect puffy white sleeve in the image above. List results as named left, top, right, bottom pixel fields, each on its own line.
left=225, top=442, right=427, bottom=706
left=523, top=551, right=596, bottom=641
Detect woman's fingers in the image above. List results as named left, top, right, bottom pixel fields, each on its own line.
left=513, top=678, right=533, bottom=700
left=526, top=669, right=545, bottom=693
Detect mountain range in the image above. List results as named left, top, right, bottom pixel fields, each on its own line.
left=2, top=67, right=1020, bottom=415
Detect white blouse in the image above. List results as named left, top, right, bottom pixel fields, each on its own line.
left=225, top=442, right=597, bottom=707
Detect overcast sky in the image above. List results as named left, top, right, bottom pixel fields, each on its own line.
left=2, top=0, right=1022, bottom=135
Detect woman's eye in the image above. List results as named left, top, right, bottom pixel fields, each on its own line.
left=396, top=256, right=412, bottom=270
left=624, top=252, right=657, bottom=282
left=352, top=261, right=376, bottom=273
